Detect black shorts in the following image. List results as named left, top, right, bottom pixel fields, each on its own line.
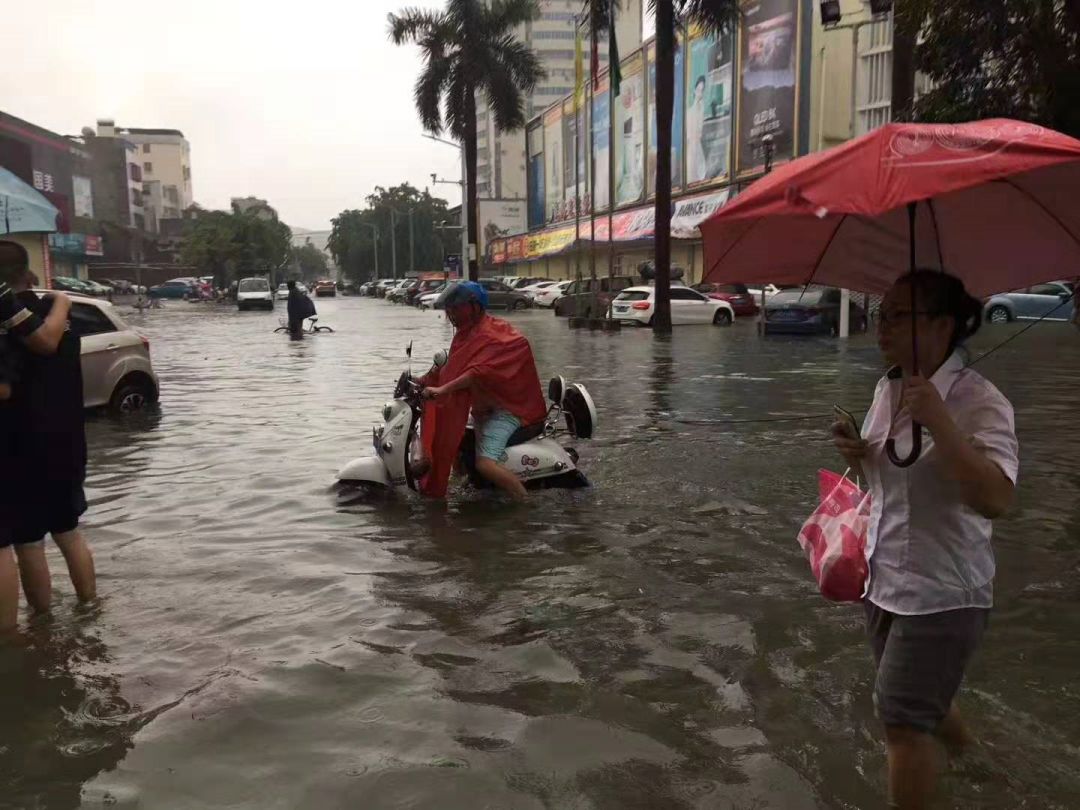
left=865, top=602, right=989, bottom=733
left=10, top=481, right=87, bottom=545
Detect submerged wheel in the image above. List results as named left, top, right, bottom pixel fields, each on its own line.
left=110, top=379, right=155, bottom=414
left=713, top=309, right=733, bottom=326
left=987, top=305, right=1011, bottom=324
left=513, top=299, right=528, bottom=311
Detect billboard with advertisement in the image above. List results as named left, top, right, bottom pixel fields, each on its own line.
left=613, top=52, right=646, bottom=207
left=591, top=74, right=611, bottom=212
left=526, top=120, right=545, bottom=230
left=543, top=106, right=564, bottom=222
left=686, top=26, right=735, bottom=187
left=562, top=97, right=587, bottom=213
left=478, top=199, right=527, bottom=257
left=737, top=0, right=799, bottom=175
left=72, top=175, right=94, bottom=219
left=647, top=39, right=685, bottom=197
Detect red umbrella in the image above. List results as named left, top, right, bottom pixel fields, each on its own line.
left=700, top=119, right=1080, bottom=466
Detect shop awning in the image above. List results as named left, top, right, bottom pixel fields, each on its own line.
left=0, top=167, right=59, bottom=235
left=487, top=188, right=731, bottom=264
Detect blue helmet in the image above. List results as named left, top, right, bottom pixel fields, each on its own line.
left=437, top=280, right=488, bottom=311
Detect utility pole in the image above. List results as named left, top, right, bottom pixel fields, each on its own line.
left=390, top=209, right=398, bottom=279
left=424, top=133, right=467, bottom=275
left=890, top=2, right=917, bottom=123
left=361, top=222, right=379, bottom=279
left=408, top=210, right=415, bottom=274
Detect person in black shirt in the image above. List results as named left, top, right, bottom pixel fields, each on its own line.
left=0, top=241, right=94, bottom=629
left=286, top=279, right=315, bottom=338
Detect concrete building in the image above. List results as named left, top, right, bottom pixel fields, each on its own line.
left=119, top=126, right=193, bottom=231
left=475, top=0, right=643, bottom=200
left=290, top=228, right=338, bottom=278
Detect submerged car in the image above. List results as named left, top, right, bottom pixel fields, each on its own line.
left=984, top=281, right=1075, bottom=323
left=610, top=286, right=735, bottom=326
left=763, top=286, right=867, bottom=336
left=236, top=277, right=274, bottom=311
left=693, top=282, right=760, bottom=316
left=314, top=280, right=337, bottom=297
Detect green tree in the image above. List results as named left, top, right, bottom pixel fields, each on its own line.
left=180, top=209, right=291, bottom=286
left=908, top=0, right=1080, bottom=136
left=329, top=184, right=451, bottom=283
left=291, top=243, right=330, bottom=282
left=390, top=0, right=545, bottom=281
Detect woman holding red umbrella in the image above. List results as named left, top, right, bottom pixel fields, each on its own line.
left=833, top=270, right=1018, bottom=810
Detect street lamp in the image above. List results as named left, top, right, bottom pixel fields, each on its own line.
left=422, top=133, right=469, bottom=273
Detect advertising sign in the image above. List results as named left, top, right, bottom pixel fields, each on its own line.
left=526, top=120, right=545, bottom=230
left=543, top=105, right=564, bottom=222
left=686, top=26, right=735, bottom=187
left=562, top=97, right=587, bottom=214
left=84, top=234, right=103, bottom=256
left=478, top=199, right=527, bottom=256
left=591, top=73, right=611, bottom=213
left=737, top=0, right=799, bottom=175
left=647, top=39, right=685, bottom=197
left=72, top=175, right=94, bottom=219
left=613, top=52, right=646, bottom=207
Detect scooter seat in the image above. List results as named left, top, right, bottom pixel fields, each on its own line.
left=506, top=422, right=545, bottom=447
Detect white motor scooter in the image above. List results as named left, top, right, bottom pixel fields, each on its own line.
left=336, top=350, right=597, bottom=492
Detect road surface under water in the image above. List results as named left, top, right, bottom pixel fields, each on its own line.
left=2, top=297, right=1078, bottom=809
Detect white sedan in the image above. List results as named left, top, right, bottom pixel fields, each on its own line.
left=610, top=286, right=735, bottom=326
left=521, top=280, right=562, bottom=302
left=532, top=280, right=572, bottom=308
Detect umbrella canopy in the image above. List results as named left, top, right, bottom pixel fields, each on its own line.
left=0, top=167, right=59, bottom=236
left=700, top=119, right=1080, bottom=298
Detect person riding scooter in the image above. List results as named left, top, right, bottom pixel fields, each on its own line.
left=420, top=281, right=547, bottom=500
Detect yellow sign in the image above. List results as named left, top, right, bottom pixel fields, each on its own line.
left=524, top=226, right=577, bottom=259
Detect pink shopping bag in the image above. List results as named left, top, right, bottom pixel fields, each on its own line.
left=796, top=469, right=870, bottom=602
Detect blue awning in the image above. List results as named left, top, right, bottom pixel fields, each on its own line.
left=0, top=167, right=59, bottom=235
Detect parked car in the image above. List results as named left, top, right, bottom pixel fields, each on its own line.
left=521, top=280, right=561, bottom=301
left=554, top=276, right=635, bottom=318
left=102, top=278, right=137, bottom=295
left=358, top=282, right=376, bottom=296
left=386, top=278, right=414, bottom=304
left=52, top=276, right=94, bottom=295
left=693, top=282, right=760, bottom=316
left=374, top=279, right=398, bottom=298
left=38, top=291, right=159, bottom=412
left=275, top=283, right=291, bottom=301
left=418, top=284, right=448, bottom=309
left=406, top=278, right=445, bottom=305
left=508, top=276, right=547, bottom=290
left=479, top=279, right=532, bottom=310
left=149, top=278, right=196, bottom=299
left=532, top=280, right=572, bottom=308
left=610, top=286, right=735, bottom=327
left=763, top=286, right=867, bottom=336
left=314, top=279, right=337, bottom=297
left=984, top=281, right=1075, bottom=323
left=236, top=277, right=274, bottom=311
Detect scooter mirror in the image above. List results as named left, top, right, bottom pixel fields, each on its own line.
left=432, top=349, right=448, bottom=368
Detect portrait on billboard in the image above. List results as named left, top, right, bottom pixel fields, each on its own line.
left=613, top=55, right=646, bottom=206
left=686, top=29, right=734, bottom=187
left=647, top=40, right=684, bottom=196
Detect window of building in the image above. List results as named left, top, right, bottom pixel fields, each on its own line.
left=534, top=86, right=573, bottom=96
left=144, top=162, right=153, bottom=174
left=129, top=163, right=142, bottom=182
left=142, top=143, right=151, bottom=153
left=165, top=185, right=180, bottom=204
left=131, top=188, right=142, bottom=207
left=540, top=11, right=574, bottom=21
left=531, top=30, right=575, bottom=40
left=534, top=49, right=574, bottom=61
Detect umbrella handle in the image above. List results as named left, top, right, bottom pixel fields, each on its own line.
left=885, top=424, right=923, bottom=468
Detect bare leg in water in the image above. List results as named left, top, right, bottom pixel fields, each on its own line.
left=0, top=547, right=20, bottom=638
left=54, top=529, right=97, bottom=603
left=475, top=457, right=527, bottom=501
left=14, top=541, right=51, bottom=613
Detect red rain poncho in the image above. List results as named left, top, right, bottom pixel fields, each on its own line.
left=420, top=314, right=547, bottom=498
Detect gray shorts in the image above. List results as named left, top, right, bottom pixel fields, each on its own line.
left=865, top=602, right=989, bottom=733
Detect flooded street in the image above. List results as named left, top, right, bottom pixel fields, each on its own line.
left=3, top=297, right=1079, bottom=809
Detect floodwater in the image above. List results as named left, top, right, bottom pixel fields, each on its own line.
left=2, top=296, right=1078, bottom=810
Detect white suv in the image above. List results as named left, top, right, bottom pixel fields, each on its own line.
left=41, top=292, right=160, bottom=412
left=237, top=277, right=275, bottom=311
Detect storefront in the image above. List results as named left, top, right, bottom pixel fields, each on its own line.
left=48, top=233, right=104, bottom=280
left=485, top=187, right=731, bottom=285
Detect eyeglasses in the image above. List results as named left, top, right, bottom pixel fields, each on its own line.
left=877, top=308, right=934, bottom=325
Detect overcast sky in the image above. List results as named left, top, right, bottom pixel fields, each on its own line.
left=5, top=1, right=653, bottom=231
left=4, top=0, right=472, bottom=230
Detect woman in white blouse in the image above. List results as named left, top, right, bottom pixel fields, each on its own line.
left=832, top=270, right=1018, bottom=810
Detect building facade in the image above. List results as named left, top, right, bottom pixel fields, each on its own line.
left=0, top=110, right=104, bottom=280
left=485, top=0, right=816, bottom=283
left=474, top=0, right=644, bottom=201
left=121, top=127, right=193, bottom=231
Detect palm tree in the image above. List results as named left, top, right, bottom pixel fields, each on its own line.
left=390, top=0, right=545, bottom=282
left=651, top=0, right=738, bottom=333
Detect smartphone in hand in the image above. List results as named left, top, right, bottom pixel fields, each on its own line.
left=832, top=405, right=861, bottom=440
